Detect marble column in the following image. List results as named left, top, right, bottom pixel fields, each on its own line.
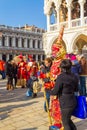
left=24, top=38, right=27, bottom=48
left=40, top=41, right=42, bottom=49
left=47, top=14, right=50, bottom=32
left=12, top=37, right=16, bottom=47
left=6, top=36, right=9, bottom=47
left=79, top=1, right=85, bottom=26
left=67, top=4, right=71, bottom=28
left=30, top=39, right=32, bottom=48
left=19, top=37, right=22, bottom=48
left=36, top=55, right=38, bottom=61
left=56, top=7, right=60, bottom=27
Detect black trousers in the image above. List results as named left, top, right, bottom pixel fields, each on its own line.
left=13, top=76, right=17, bottom=87
left=61, top=106, right=77, bottom=130
left=7, top=77, right=13, bottom=86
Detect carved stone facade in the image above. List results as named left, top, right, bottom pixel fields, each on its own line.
left=44, top=0, right=87, bottom=57
left=0, top=25, right=45, bottom=61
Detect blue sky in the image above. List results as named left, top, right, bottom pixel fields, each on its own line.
left=0, top=0, right=46, bottom=29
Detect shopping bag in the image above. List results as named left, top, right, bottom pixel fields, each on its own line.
left=49, top=125, right=60, bottom=130
left=33, top=81, right=41, bottom=93
left=26, top=89, right=32, bottom=97
left=73, top=96, right=87, bottom=119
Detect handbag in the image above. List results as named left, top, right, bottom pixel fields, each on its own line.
left=73, top=95, right=87, bottom=119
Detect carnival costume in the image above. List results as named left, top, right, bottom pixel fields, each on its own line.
left=17, top=55, right=27, bottom=88
left=46, top=26, right=66, bottom=130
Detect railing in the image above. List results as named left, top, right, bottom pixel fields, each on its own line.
left=50, top=24, right=58, bottom=31
left=60, top=21, right=68, bottom=28
left=49, top=16, right=87, bottom=31
left=84, top=17, right=87, bottom=25
left=71, top=18, right=81, bottom=27
left=0, top=25, right=44, bottom=34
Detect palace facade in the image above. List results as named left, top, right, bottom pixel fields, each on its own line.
left=43, top=0, right=87, bottom=57
left=0, top=24, right=45, bottom=61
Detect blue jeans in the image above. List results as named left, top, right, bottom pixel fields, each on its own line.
left=44, top=91, right=50, bottom=112
left=79, top=76, right=86, bottom=96
left=0, top=71, right=6, bottom=79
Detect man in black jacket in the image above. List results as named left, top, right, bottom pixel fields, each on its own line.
left=6, top=60, right=14, bottom=90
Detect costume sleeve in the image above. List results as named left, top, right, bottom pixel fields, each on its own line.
left=50, top=75, right=63, bottom=96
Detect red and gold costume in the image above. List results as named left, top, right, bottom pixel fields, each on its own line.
left=49, top=26, right=66, bottom=128
left=17, top=55, right=27, bottom=87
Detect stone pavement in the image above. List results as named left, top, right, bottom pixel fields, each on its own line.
left=0, top=79, right=87, bottom=130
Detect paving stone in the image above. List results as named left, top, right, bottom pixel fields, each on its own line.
left=0, top=79, right=87, bottom=130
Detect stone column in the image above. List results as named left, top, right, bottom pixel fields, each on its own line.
left=30, top=39, right=32, bottom=48
left=36, top=54, right=38, bottom=61
left=40, top=41, right=42, bottom=49
left=67, top=4, right=71, bottom=28
left=12, top=37, right=16, bottom=47
left=47, top=14, right=50, bottom=32
left=18, top=38, right=21, bottom=48
left=79, top=0, right=85, bottom=26
left=6, top=36, right=9, bottom=47
left=5, top=36, right=7, bottom=46
left=24, top=38, right=27, bottom=48
left=56, top=7, right=60, bottom=27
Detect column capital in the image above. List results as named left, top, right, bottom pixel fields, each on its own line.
left=79, top=0, right=86, bottom=5
left=66, top=0, right=72, bottom=7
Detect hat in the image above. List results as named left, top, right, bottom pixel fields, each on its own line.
left=18, top=54, right=23, bottom=59
left=28, top=55, right=33, bottom=59
left=71, top=55, right=77, bottom=61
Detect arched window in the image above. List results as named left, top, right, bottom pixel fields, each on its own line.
left=16, top=38, right=18, bottom=47
left=38, top=40, right=40, bottom=48
left=33, top=54, right=36, bottom=60
left=59, top=0, right=68, bottom=22
left=27, top=39, right=30, bottom=48
left=38, top=55, right=40, bottom=61
left=71, top=0, right=80, bottom=19
left=2, top=36, right=5, bottom=46
left=84, top=0, right=87, bottom=17
left=22, top=38, right=24, bottom=48
left=2, top=54, right=6, bottom=61
left=50, top=3, right=57, bottom=24
left=9, top=37, right=12, bottom=47
left=43, top=55, right=45, bottom=60
left=33, top=39, right=35, bottom=48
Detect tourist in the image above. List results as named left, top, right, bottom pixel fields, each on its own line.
left=6, top=60, right=14, bottom=90
left=12, top=60, right=18, bottom=88
left=79, top=55, right=87, bottom=96
left=40, top=57, right=53, bottom=112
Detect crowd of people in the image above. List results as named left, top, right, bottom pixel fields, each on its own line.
left=41, top=53, right=87, bottom=130
left=0, top=52, right=87, bottom=130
